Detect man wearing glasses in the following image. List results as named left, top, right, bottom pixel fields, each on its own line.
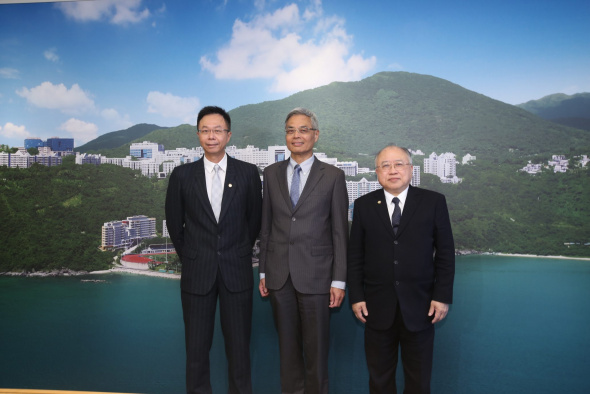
left=165, top=106, right=262, bottom=394
left=258, top=107, right=349, bottom=394
left=347, top=144, right=455, bottom=394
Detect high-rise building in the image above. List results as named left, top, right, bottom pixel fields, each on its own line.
left=130, top=141, right=164, bottom=158
left=101, top=215, right=157, bottom=250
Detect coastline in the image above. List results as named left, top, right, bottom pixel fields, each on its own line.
left=2, top=253, right=589, bottom=279
left=90, top=267, right=180, bottom=279
left=491, top=252, right=590, bottom=261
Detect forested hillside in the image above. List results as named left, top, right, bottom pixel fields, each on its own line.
left=0, top=157, right=167, bottom=273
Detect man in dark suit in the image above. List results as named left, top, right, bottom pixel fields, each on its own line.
left=165, top=106, right=262, bottom=394
left=258, top=107, right=349, bottom=394
left=347, top=144, right=455, bottom=394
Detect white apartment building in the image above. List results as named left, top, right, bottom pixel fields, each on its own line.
left=130, top=141, right=164, bottom=159
left=6, top=150, right=30, bottom=168
left=127, top=215, right=157, bottom=239
left=75, top=152, right=103, bottom=165
left=162, top=220, right=169, bottom=238
left=101, top=215, right=157, bottom=250
left=521, top=162, right=543, bottom=174
left=424, top=152, right=457, bottom=180
left=336, top=161, right=359, bottom=176
left=462, top=153, right=476, bottom=165
left=548, top=155, right=568, bottom=173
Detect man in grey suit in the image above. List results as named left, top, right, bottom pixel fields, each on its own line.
left=165, top=106, right=262, bottom=394
left=258, top=107, right=349, bottom=394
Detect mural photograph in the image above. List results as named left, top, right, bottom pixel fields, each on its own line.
left=1, top=0, right=589, bottom=393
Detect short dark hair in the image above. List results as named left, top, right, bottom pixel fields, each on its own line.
left=197, top=106, right=231, bottom=131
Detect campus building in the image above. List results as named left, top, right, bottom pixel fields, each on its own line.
left=101, top=215, right=157, bottom=251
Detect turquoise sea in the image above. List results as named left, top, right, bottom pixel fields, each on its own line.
left=1, top=255, right=589, bottom=394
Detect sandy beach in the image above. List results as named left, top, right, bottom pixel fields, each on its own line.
left=492, top=253, right=590, bottom=261
left=90, top=267, right=181, bottom=279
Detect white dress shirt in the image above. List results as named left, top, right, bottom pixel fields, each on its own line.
left=383, top=186, right=409, bottom=220
left=203, top=154, right=227, bottom=204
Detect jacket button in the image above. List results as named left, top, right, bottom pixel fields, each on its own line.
left=394, top=240, right=398, bottom=245
left=395, top=281, right=399, bottom=285
left=394, top=260, right=398, bottom=265
left=292, top=217, right=296, bottom=221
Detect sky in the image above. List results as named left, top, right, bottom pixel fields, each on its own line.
left=0, top=0, right=589, bottom=147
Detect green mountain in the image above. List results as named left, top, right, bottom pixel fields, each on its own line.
left=92, top=72, right=589, bottom=167
left=75, top=123, right=166, bottom=152
left=2, top=72, right=589, bottom=273
left=100, top=124, right=199, bottom=158
left=517, top=93, right=590, bottom=131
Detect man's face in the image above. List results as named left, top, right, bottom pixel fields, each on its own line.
left=375, top=147, right=413, bottom=195
left=198, top=114, right=231, bottom=159
left=285, top=114, right=319, bottom=159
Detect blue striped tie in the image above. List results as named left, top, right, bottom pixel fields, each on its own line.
left=290, top=164, right=301, bottom=208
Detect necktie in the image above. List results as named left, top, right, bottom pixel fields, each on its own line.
left=211, top=164, right=222, bottom=222
left=391, top=197, right=401, bottom=235
left=290, top=164, right=301, bottom=208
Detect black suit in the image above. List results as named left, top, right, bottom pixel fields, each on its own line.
left=347, top=185, right=455, bottom=393
left=166, top=156, right=262, bottom=394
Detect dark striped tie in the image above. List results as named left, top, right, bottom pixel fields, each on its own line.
left=391, top=197, right=401, bottom=234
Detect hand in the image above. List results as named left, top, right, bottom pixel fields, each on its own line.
left=352, top=301, right=368, bottom=323
left=329, top=287, right=345, bottom=308
left=259, top=278, right=269, bottom=297
left=428, top=300, right=449, bottom=324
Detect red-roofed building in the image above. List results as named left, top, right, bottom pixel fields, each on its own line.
left=121, top=254, right=154, bottom=270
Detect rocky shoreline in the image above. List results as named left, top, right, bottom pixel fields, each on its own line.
left=3, top=251, right=589, bottom=278
left=0, top=266, right=180, bottom=279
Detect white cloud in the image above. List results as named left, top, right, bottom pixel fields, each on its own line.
left=0, top=122, right=31, bottom=139
left=44, top=48, right=59, bottom=63
left=16, top=82, right=95, bottom=114
left=101, top=108, right=133, bottom=129
left=146, top=91, right=200, bottom=124
left=200, top=2, right=376, bottom=93
left=57, top=0, right=150, bottom=25
left=59, top=118, right=99, bottom=145
left=0, top=67, right=20, bottom=79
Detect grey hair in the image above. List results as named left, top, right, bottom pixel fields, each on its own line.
left=374, top=144, right=413, bottom=167
left=285, top=107, right=319, bottom=130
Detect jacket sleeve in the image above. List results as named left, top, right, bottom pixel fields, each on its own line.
left=165, top=167, right=185, bottom=260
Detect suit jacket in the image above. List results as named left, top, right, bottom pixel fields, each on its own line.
left=259, top=157, right=349, bottom=294
left=165, top=156, right=262, bottom=295
left=347, top=185, right=455, bottom=332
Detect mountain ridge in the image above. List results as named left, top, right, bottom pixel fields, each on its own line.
left=88, top=72, right=589, bottom=166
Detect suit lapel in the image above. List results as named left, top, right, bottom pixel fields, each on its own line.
left=397, top=186, right=420, bottom=236
left=193, top=158, right=217, bottom=224
left=218, top=157, right=237, bottom=223
left=373, top=189, right=396, bottom=239
left=276, top=159, right=292, bottom=211
left=293, top=157, right=323, bottom=213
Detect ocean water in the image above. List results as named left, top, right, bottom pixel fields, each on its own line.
left=1, top=255, right=589, bottom=394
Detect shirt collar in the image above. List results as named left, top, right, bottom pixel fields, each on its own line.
left=203, top=154, right=228, bottom=173
left=289, top=155, right=314, bottom=174
left=383, top=186, right=409, bottom=206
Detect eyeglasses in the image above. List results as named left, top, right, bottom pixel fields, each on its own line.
left=376, top=161, right=411, bottom=172
left=285, top=126, right=317, bottom=135
left=198, top=128, right=229, bottom=135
